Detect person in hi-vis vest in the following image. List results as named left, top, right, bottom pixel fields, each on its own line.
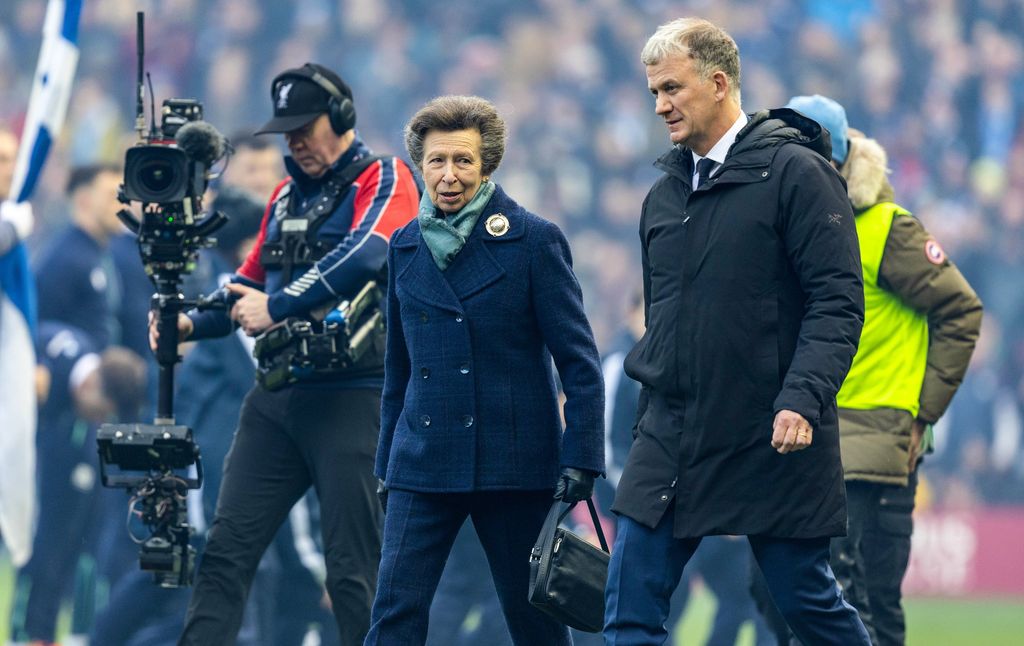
left=786, top=94, right=983, bottom=646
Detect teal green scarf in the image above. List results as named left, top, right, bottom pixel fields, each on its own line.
left=418, top=180, right=496, bottom=270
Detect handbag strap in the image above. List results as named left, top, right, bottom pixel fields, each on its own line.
left=551, top=498, right=610, bottom=554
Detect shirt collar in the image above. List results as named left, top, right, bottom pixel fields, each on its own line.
left=692, top=111, right=748, bottom=168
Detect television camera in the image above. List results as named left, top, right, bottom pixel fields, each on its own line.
left=97, top=11, right=231, bottom=588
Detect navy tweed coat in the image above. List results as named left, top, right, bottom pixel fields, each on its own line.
left=375, top=184, right=605, bottom=492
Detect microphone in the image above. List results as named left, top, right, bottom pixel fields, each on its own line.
left=175, top=121, right=227, bottom=166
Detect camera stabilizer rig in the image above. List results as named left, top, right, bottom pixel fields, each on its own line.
left=96, top=11, right=229, bottom=588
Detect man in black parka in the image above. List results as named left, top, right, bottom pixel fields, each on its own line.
left=604, top=17, right=872, bottom=646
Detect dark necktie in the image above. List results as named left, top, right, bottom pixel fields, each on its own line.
left=695, top=158, right=715, bottom=188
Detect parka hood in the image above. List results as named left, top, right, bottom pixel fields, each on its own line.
left=655, top=108, right=834, bottom=176
left=840, top=132, right=895, bottom=210
left=731, top=108, right=833, bottom=161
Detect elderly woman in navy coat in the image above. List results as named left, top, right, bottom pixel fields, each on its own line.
left=365, top=95, right=605, bottom=645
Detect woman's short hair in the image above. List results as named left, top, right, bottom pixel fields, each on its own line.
left=641, top=18, right=741, bottom=103
left=405, top=95, right=507, bottom=177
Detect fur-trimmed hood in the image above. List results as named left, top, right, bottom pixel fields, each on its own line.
left=840, top=131, right=895, bottom=210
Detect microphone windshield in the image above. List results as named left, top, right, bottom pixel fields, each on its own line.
left=175, top=121, right=226, bottom=166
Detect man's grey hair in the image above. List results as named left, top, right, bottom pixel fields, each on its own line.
left=641, top=18, right=742, bottom=103
left=404, top=95, right=507, bottom=177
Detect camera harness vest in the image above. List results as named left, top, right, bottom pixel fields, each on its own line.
left=260, top=154, right=385, bottom=281
left=254, top=154, right=389, bottom=390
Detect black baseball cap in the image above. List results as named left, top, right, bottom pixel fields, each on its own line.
left=255, top=63, right=353, bottom=135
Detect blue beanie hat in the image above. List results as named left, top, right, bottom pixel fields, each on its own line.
left=786, top=94, right=849, bottom=165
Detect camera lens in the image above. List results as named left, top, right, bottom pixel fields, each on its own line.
left=139, top=159, right=179, bottom=194
left=123, top=145, right=190, bottom=203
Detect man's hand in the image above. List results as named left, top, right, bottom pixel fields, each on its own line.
left=227, top=283, right=273, bottom=336
left=771, top=409, right=813, bottom=454
left=148, top=310, right=193, bottom=352
left=554, top=467, right=597, bottom=503
left=908, top=420, right=926, bottom=472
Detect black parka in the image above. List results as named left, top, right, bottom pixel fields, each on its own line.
left=612, top=109, right=865, bottom=538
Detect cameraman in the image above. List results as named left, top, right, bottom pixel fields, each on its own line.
left=156, top=63, right=418, bottom=646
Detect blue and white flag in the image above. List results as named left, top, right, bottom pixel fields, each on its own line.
left=0, top=0, right=82, bottom=568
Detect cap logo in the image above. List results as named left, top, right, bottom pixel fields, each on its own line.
left=276, top=82, right=293, bottom=109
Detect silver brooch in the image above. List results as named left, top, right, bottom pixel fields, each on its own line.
left=485, top=214, right=510, bottom=237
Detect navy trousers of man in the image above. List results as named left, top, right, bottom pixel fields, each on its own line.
left=605, top=507, right=871, bottom=645
left=365, top=489, right=570, bottom=645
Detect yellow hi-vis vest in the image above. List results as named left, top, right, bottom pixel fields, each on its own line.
left=836, top=202, right=928, bottom=416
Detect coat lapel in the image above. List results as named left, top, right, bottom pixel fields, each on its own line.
left=443, top=235, right=506, bottom=301
left=442, top=189, right=524, bottom=299
left=393, top=185, right=525, bottom=310
left=393, top=227, right=464, bottom=314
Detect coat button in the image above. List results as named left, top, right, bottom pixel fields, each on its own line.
left=455, top=315, right=464, bottom=323
left=660, top=494, right=669, bottom=501
left=421, top=367, right=430, bottom=379
left=462, top=415, right=474, bottom=427
left=420, top=415, right=431, bottom=427
left=459, top=363, right=470, bottom=375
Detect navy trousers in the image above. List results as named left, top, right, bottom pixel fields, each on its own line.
left=427, top=520, right=512, bottom=646
left=605, top=508, right=870, bottom=646
left=365, top=489, right=570, bottom=646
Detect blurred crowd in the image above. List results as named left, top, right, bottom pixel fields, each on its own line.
left=1, top=0, right=1022, bottom=508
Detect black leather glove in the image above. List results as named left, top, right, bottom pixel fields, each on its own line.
left=554, top=467, right=596, bottom=503
left=376, top=479, right=388, bottom=513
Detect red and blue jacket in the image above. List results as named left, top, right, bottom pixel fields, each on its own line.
left=189, top=139, right=418, bottom=385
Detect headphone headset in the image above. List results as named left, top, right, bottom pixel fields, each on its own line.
left=273, top=63, right=357, bottom=135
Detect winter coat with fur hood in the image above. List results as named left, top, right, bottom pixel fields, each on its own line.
left=836, top=132, right=983, bottom=485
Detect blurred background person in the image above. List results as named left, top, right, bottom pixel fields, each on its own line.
left=9, top=322, right=147, bottom=646
left=787, top=94, right=983, bottom=645
left=219, top=132, right=285, bottom=203
left=32, top=164, right=124, bottom=350
left=0, top=126, right=33, bottom=256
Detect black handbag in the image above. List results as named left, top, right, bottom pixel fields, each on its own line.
left=528, top=497, right=610, bottom=633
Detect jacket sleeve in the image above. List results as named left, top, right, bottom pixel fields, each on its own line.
left=529, top=220, right=605, bottom=474
left=375, top=238, right=411, bottom=482
left=773, top=150, right=865, bottom=429
left=267, top=158, right=418, bottom=321
left=631, top=194, right=652, bottom=432
left=878, top=215, right=983, bottom=423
